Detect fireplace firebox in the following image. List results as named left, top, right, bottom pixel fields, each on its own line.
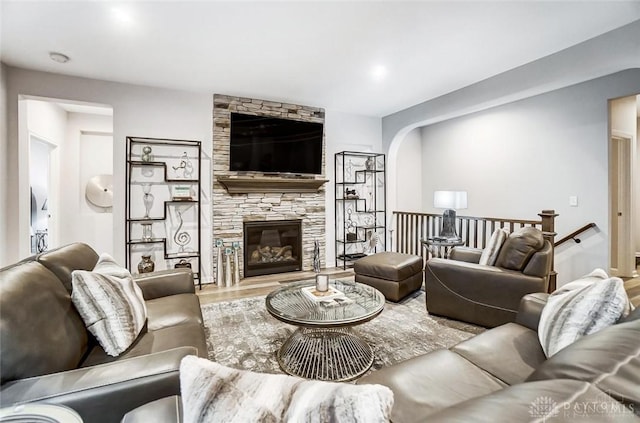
left=243, top=220, right=302, bottom=277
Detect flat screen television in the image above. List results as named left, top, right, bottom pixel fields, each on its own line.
left=229, top=113, right=324, bottom=175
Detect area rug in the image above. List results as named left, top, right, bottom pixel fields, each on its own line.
left=201, top=291, right=484, bottom=376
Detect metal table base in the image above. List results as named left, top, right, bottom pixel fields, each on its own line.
left=277, top=327, right=374, bottom=382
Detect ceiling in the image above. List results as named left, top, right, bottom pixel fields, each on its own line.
left=1, top=1, right=640, bottom=117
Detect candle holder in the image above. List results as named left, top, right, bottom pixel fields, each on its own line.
left=315, top=274, right=329, bottom=292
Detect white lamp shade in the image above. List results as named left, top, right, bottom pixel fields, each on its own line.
left=434, top=191, right=467, bottom=209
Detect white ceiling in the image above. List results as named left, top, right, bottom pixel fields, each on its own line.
left=2, top=1, right=639, bottom=117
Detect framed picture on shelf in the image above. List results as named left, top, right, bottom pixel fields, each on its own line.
left=172, top=185, right=192, bottom=200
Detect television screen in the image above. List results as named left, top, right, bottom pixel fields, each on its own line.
left=229, top=113, right=324, bottom=175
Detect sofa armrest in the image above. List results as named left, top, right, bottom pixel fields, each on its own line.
left=515, top=293, right=549, bottom=331
left=449, top=247, right=482, bottom=264
left=134, top=269, right=195, bottom=300
left=0, top=347, right=196, bottom=423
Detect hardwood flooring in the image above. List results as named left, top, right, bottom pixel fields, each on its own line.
left=196, top=267, right=355, bottom=305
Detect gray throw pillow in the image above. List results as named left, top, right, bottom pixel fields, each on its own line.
left=71, top=253, right=147, bottom=356
left=538, top=269, right=632, bottom=357
left=478, top=228, right=509, bottom=266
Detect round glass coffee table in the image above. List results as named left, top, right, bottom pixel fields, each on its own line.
left=266, top=279, right=385, bottom=382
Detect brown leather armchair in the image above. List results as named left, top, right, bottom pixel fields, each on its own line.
left=425, top=227, right=553, bottom=327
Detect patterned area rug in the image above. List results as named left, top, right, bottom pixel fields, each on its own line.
left=201, top=290, right=484, bottom=377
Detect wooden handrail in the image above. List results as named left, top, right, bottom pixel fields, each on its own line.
left=554, top=223, right=597, bottom=247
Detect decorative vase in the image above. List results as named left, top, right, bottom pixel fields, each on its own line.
left=313, top=240, right=321, bottom=273
left=138, top=255, right=155, bottom=273
left=141, top=223, right=153, bottom=241
left=142, top=184, right=154, bottom=218
left=141, top=145, right=153, bottom=162
left=232, top=242, right=240, bottom=284
left=215, top=239, right=224, bottom=286
left=365, top=157, right=374, bottom=171
left=224, top=247, right=233, bottom=287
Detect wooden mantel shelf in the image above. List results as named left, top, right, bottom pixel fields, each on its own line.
left=217, top=176, right=329, bottom=194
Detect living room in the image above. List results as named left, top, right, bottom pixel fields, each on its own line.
left=1, top=2, right=640, bottom=422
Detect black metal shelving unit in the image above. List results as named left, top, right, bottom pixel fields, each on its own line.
left=125, top=137, right=202, bottom=288
left=335, top=151, right=386, bottom=269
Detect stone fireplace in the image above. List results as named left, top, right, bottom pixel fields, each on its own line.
left=243, top=220, right=302, bottom=277
left=212, top=94, right=326, bottom=281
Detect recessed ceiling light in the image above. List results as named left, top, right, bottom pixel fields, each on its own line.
left=49, top=52, right=70, bottom=64
left=111, top=6, right=133, bottom=25
left=371, top=65, right=387, bottom=81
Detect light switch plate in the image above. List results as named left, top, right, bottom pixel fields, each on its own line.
left=569, top=196, right=578, bottom=207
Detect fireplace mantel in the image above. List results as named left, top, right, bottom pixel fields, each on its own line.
left=217, top=176, right=328, bottom=194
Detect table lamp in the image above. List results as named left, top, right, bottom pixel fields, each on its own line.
left=433, top=191, right=467, bottom=240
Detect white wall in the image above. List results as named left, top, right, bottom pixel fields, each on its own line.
left=4, top=67, right=213, bottom=280
left=3, top=66, right=383, bottom=276
left=0, top=63, right=8, bottom=264
left=25, top=100, right=66, bottom=253
left=61, top=113, right=114, bottom=254
left=418, top=73, right=640, bottom=286
left=324, top=111, right=382, bottom=266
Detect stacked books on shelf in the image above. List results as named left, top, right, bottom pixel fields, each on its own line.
left=301, top=286, right=353, bottom=306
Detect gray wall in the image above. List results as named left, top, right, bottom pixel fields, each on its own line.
left=418, top=71, right=640, bottom=285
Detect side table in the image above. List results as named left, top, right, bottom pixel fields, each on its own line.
left=422, top=237, right=465, bottom=259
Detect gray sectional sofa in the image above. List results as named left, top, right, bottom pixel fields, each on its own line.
left=0, top=243, right=207, bottom=423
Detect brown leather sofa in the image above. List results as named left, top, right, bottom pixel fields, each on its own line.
left=425, top=228, right=553, bottom=327
left=0, top=243, right=207, bottom=423
left=358, top=293, right=640, bottom=422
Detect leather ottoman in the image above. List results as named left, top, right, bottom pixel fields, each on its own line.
left=354, top=252, right=423, bottom=302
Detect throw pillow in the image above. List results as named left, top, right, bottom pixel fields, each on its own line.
left=71, top=253, right=147, bottom=356
left=538, top=269, right=632, bottom=357
left=478, top=228, right=509, bottom=266
left=179, top=356, right=394, bottom=423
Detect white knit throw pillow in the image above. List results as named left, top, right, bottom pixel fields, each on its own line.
left=179, top=356, right=394, bottom=423
left=478, top=228, right=509, bottom=266
left=71, top=253, right=147, bottom=356
left=538, top=269, right=632, bottom=357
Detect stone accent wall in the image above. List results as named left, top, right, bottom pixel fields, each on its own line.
left=212, top=94, right=326, bottom=280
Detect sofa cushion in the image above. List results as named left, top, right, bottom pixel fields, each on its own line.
left=451, top=322, right=546, bottom=385
left=179, top=356, right=394, bottom=423
left=0, top=261, right=88, bottom=382
left=37, top=242, right=99, bottom=293
left=478, top=228, right=508, bottom=266
left=528, top=319, right=640, bottom=410
left=495, top=227, right=544, bottom=271
left=425, top=380, right=638, bottom=422
left=72, top=254, right=147, bottom=356
left=81, top=322, right=208, bottom=367
left=145, top=294, right=203, bottom=331
left=538, top=272, right=631, bottom=357
left=357, top=349, right=506, bottom=422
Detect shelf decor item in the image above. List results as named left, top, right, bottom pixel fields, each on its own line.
left=125, top=137, right=202, bottom=287
left=313, top=239, right=321, bottom=273
left=232, top=242, right=241, bottom=284
left=141, top=222, right=153, bottom=241
left=174, top=259, right=192, bottom=269
left=215, top=239, right=224, bottom=286
left=224, top=247, right=233, bottom=287
left=138, top=254, right=155, bottom=273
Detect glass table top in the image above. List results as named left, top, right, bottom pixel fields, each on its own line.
left=265, top=279, right=385, bottom=327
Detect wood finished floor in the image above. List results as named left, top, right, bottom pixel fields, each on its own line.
left=196, top=267, right=355, bottom=305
